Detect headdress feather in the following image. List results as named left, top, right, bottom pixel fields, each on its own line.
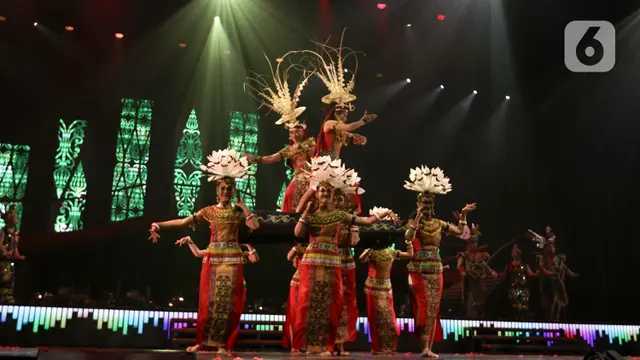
left=403, top=166, right=452, bottom=195
left=200, top=148, right=254, bottom=182
left=244, top=52, right=314, bottom=128
left=369, top=206, right=394, bottom=220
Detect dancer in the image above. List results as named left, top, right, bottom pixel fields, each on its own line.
left=148, top=149, right=259, bottom=354
left=333, top=189, right=359, bottom=355
left=403, top=166, right=476, bottom=358
left=283, top=242, right=306, bottom=352
left=302, top=31, right=377, bottom=159
left=0, top=206, right=25, bottom=304
left=502, top=244, right=535, bottom=320
left=360, top=208, right=413, bottom=355
left=243, top=55, right=316, bottom=212
left=455, top=223, right=497, bottom=318
left=535, top=242, right=578, bottom=321
left=293, top=156, right=397, bottom=355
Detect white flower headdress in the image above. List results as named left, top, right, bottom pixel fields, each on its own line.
left=403, top=166, right=452, bottom=195
left=369, top=207, right=394, bottom=220
left=243, top=53, right=314, bottom=129
left=200, top=148, right=254, bottom=182
left=334, top=166, right=365, bottom=195
left=303, top=156, right=342, bottom=189
left=299, top=29, right=360, bottom=110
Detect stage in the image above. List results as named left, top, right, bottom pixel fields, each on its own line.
left=0, top=348, right=627, bottom=360
left=0, top=306, right=639, bottom=357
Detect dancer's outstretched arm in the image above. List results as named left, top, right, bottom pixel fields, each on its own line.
left=175, top=236, right=206, bottom=257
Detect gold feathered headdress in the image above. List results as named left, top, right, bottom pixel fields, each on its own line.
left=244, top=53, right=314, bottom=129
left=403, top=166, right=452, bottom=195
left=200, top=148, right=254, bottom=183
left=301, top=29, right=360, bottom=110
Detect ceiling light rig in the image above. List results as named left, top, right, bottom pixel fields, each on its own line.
left=65, top=26, right=74, bottom=31
left=505, top=95, right=510, bottom=100
left=377, top=3, right=387, bottom=10
left=473, top=90, right=478, bottom=94
left=440, top=85, right=444, bottom=89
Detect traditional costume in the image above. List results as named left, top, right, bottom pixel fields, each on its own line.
left=244, top=55, right=315, bottom=212
left=361, top=208, right=404, bottom=354
left=503, top=244, right=531, bottom=319
left=404, top=166, right=467, bottom=357
left=192, top=149, right=256, bottom=352
left=455, top=224, right=495, bottom=318
left=283, top=244, right=305, bottom=350
left=536, top=242, right=578, bottom=321
left=293, top=156, right=364, bottom=354
left=0, top=225, right=18, bottom=304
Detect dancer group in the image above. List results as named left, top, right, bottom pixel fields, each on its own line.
left=146, top=31, right=575, bottom=357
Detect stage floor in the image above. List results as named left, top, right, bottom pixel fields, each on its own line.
left=0, top=349, right=616, bottom=360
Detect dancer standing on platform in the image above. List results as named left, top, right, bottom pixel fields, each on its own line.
left=403, top=166, right=476, bottom=358
left=502, top=244, right=535, bottom=320
left=332, top=189, right=360, bottom=355
left=148, top=149, right=259, bottom=354
left=243, top=55, right=316, bottom=212
left=293, top=156, right=397, bottom=355
left=535, top=242, right=578, bottom=321
left=301, top=31, right=377, bottom=160
left=283, top=242, right=306, bottom=352
left=455, top=223, right=497, bottom=318
left=0, top=206, right=25, bottom=304
left=360, top=208, right=413, bottom=355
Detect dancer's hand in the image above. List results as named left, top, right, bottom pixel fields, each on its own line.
left=305, top=200, right=316, bottom=213
left=389, top=212, right=401, bottom=225
left=361, top=111, right=377, bottom=124
left=415, top=206, right=424, bottom=222
left=148, top=223, right=160, bottom=243
left=491, top=270, right=498, bottom=278
left=175, top=236, right=192, bottom=246
left=351, top=133, right=367, bottom=145
left=244, top=153, right=258, bottom=164
left=461, top=203, right=477, bottom=214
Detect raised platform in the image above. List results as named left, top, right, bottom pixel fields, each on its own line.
left=0, top=306, right=638, bottom=355
left=0, top=348, right=608, bottom=360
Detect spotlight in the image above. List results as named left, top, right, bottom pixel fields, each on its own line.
left=275, top=58, right=283, bottom=63
left=178, top=43, right=187, bottom=48
left=0, top=16, right=7, bottom=22
left=179, top=297, right=184, bottom=302
left=375, top=73, right=384, bottom=78
left=437, top=14, right=446, bottom=21
left=115, top=33, right=124, bottom=39
left=344, top=68, right=348, bottom=73
left=376, top=3, right=387, bottom=10
left=406, top=78, right=411, bottom=83
left=406, top=24, right=412, bottom=27
left=65, top=25, right=74, bottom=31
left=168, top=302, right=174, bottom=307
left=505, top=95, right=510, bottom=100
left=473, top=90, right=478, bottom=94
left=440, top=85, right=444, bottom=89
left=33, top=22, right=38, bottom=26
left=214, top=16, right=220, bottom=22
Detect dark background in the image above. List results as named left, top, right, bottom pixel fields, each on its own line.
left=0, top=0, right=639, bottom=322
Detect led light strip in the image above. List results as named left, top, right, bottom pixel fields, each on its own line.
left=1, top=305, right=638, bottom=347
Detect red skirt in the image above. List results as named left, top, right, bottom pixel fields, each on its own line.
left=282, top=270, right=300, bottom=348
left=366, top=285, right=399, bottom=353
left=196, top=262, right=245, bottom=350
left=281, top=176, right=309, bottom=212
left=337, top=267, right=358, bottom=343
left=408, top=272, right=444, bottom=344
left=293, top=264, right=343, bottom=353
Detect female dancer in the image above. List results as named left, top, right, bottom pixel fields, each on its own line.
left=299, top=30, right=377, bottom=160
left=333, top=189, right=359, bottom=355
left=1, top=206, right=25, bottom=304
left=148, top=149, right=259, bottom=354
left=502, top=244, right=535, bottom=320
left=535, top=242, right=578, bottom=321
left=403, top=166, right=476, bottom=358
left=455, top=224, right=497, bottom=319
left=360, top=208, right=413, bottom=354
left=293, top=156, right=397, bottom=355
left=243, top=54, right=315, bottom=212
left=283, top=242, right=306, bottom=352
